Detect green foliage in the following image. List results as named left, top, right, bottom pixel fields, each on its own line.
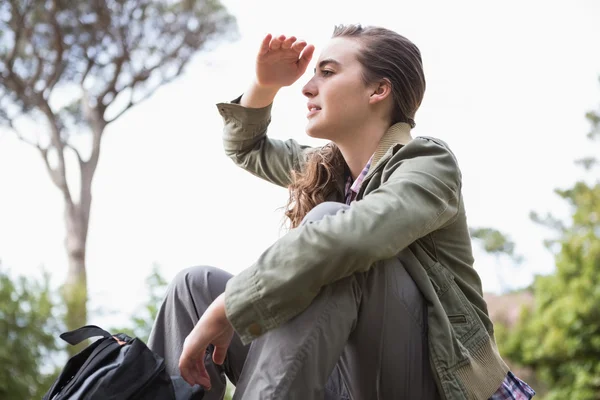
left=0, top=262, right=62, bottom=399
left=470, top=227, right=523, bottom=263
left=130, top=264, right=169, bottom=342
left=498, top=78, right=600, bottom=400
left=111, top=263, right=168, bottom=342
left=471, top=227, right=525, bottom=292
left=225, top=383, right=234, bottom=400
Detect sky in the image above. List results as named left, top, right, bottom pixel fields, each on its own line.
left=1, top=0, right=599, bottom=328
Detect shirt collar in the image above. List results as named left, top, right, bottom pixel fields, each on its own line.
left=342, top=122, right=413, bottom=203
left=349, top=154, right=373, bottom=193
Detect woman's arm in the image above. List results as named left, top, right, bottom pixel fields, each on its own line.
left=218, top=34, right=316, bottom=187
left=224, top=137, right=462, bottom=344
left=217, top=92, right=312, bottom=188
left=239, top=80, right=279, bottom=108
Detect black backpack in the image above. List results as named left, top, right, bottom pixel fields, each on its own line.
left=43, top=325, right=204, bottom=400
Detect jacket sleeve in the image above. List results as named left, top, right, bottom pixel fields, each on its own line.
left=224, top=137, right=462, bottom=344
left=216, top=95, right=313, bottom=188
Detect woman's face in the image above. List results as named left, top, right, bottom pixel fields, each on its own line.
left=302, top=37, right=376, bottom=141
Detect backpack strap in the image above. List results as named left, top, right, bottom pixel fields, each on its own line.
left=60, top=325, right=112, bottom=346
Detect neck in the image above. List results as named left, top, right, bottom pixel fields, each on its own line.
left=335, top=120, right=389, bottom=180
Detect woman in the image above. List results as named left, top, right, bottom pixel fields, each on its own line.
left=148, top=25, right=535, bottom=399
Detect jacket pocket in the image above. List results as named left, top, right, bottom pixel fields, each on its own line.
left=427, top=262, right=479, bottom=344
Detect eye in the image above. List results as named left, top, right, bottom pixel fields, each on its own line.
left=321, top=69, right=334, bottom=77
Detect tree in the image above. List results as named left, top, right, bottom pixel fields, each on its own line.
left=499, top=77, right=600, bottom=400
left=470, top=227, right=524, bottom=292
left=0, top=261, right=62, bottom=399
left=0, top=0, right=237, bottom=348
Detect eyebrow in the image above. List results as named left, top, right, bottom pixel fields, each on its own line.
left=314, top=58, right=341, bottom=73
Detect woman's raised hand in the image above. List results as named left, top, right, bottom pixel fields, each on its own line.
left=255, top=34, right=315, bottom=89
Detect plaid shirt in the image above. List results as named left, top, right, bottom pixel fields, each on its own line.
left=345, top=158, right=536, bottom=400
left=344, top=156, right=373, bottom=205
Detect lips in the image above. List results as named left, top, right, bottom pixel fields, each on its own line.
left=307, top=103, right=321, bottom=118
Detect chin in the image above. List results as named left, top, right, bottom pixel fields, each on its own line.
left=305, top=123, right=331, bottom=140
left=305, top=128, right=320, bottom=139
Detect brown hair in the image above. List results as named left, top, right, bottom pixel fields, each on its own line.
left=284, top=24, right=426, bottom=228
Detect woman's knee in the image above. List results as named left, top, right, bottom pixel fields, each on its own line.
left=301, top=202, right=350, bottom=226
left=169, top=265, right=232, bottom=301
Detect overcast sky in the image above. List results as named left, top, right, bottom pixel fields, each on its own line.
left=1, top=0, right=599, bottom=327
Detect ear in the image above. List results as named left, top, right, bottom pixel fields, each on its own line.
left=368, top=78, right=392, bottom=105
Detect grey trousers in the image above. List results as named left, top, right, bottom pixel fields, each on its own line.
left=148, top=202, right=438, bottom=400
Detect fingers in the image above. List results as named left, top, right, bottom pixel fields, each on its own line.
left=281, top=35, right=296, bottom=50
left=179, top=358, right=194, bottom=386
left=195, top=360, right=211, bottom=389
left=179, top=348, right=211, bottom=389
left=212, top=344, right=228, bottom=365
left=258, top=33, right=272, bottom=56
left=265, top=34, right=310, bottom=54
left=269, top=34, right=286, bottom=50
left=291, top=40, right=307, bottom=53
left=180, top=358, right=211, bottom=389
left=298, top=44, right=315, bottom=71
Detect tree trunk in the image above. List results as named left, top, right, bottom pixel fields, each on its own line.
left=62, top=201, right=90, bottom=355
left=61, top=129, right=98, bottom=354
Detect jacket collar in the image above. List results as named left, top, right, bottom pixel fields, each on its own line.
left=334, top=122, right=413, bottom=200
left=371, top=122, right=413, bottom=168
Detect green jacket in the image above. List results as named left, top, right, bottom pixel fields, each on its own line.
left=216, top=96, right=509, bottom=400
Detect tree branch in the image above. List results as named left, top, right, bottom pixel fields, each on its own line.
left=44, top=0, right=65, bottom=94
left=104, top=36, right=189, bottom=125
left=15, top=129, right=42, bottom=149
left=5, top=110, right=72, bottom=204
left=2, top=67, right=33, bottom=108
left=64, top=142, right=83, bottom=164
left=94, top=3, right=133, bottom=106
left=6, top=0, right=32, bottom=70
left=37, top=94, right=73, bottom=206
left=99, top=55, right=127, bottom=106
left=79, top=89, right=106, bottom=170
left=38, top=146, right=69, bottom=197
left=2, top=109, right=41, bottom=149
left=80, top=55, right=95, bottom=86
left=29, top=46, right=45, bottom=89
left=112, top=34, right=188, bottom=94
left=106, top=71, right=180, bottom=124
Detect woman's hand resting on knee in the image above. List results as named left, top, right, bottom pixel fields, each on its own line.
left=179, top=293, right=233, bottom=389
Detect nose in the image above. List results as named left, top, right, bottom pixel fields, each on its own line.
left=302, top=76, right=317, bottom=98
